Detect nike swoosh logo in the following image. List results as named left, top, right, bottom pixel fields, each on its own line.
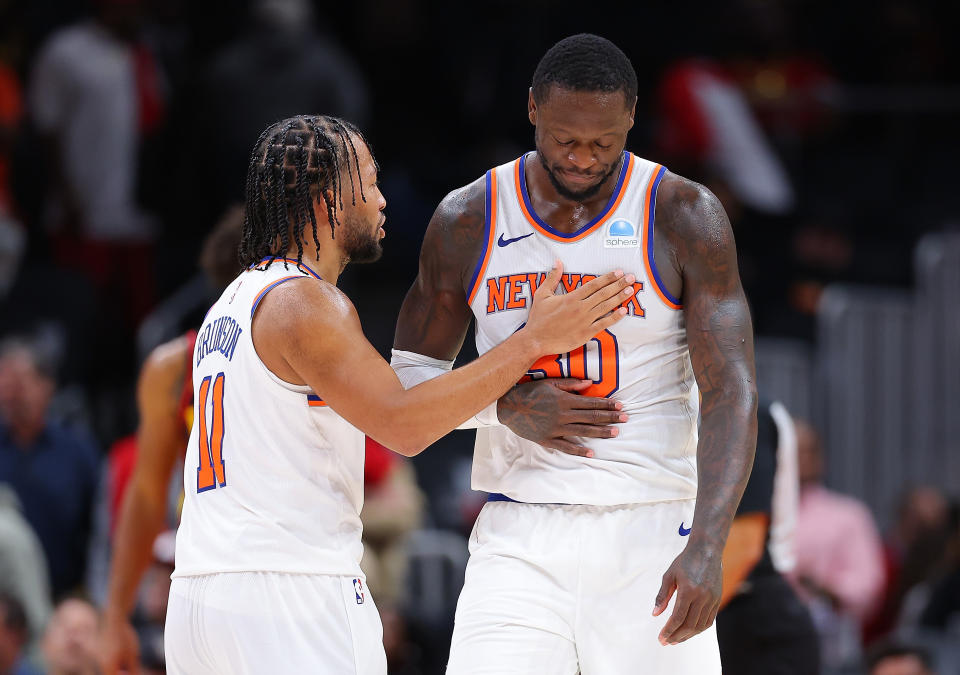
left=497, top=232, right=534, bottom=247
left=678, top=522, right=692, bottom=536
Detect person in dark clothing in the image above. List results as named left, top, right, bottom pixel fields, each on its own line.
left=0, top=337, right=99, bottom=599
left=716, top=400, right=820, bottom=674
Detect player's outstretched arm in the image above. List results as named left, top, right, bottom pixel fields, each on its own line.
left=257, top=263, right=632, bottom=457
left=99, top=338, right=190, bottom=675
left=393, top=182, right=627, bottom=453
left=650, top=175, right=758, bottom=645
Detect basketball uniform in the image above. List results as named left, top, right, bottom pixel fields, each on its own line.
left=446, top=153, right=721, bottom=673
left=165, top=258, right=386, bottom=675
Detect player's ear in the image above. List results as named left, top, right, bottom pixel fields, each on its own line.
left=528, top=88, right=537, bottom=126
left=628, top=95, right=637, bottom=130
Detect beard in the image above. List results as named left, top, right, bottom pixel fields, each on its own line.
left=535, top=141, right=621, bottom=202
left=341, top=210, right=383, bottom=264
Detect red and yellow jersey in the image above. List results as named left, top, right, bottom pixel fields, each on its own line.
left=173, top=259, right=365, bottom=578
left=468, top=152, right=699, bottom=506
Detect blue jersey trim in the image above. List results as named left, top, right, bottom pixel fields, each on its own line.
left=466, top=170, right=494, bottom=303
left=518, top=152, right=630, bottom=239
left=645, top=166, right=681, bottom=307
left=250, top=276, right=303, bottom=319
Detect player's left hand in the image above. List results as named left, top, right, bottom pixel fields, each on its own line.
left=652, top=543, right=722, bottom=645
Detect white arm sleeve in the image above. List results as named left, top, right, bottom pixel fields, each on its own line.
left=390, top=349, right=500, bottom=429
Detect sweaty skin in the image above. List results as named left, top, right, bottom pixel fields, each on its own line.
left=394, top=85, right=757, bottom=646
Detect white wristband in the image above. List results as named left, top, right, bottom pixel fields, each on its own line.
left=390, top=349, right=501, bottom=429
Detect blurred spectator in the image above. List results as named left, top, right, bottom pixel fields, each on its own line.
left=0, top=592, right=42, bottom=675
left=716, top=401, right=819, bottom=674
left=0, top=337, right=99, bottom=599
left=866, top=641, right=936, bottom=675
left=0, top=58, right=22, bottom=216
left=41, top=597, right=99, bottom=675
left=657, top=59, right=795, bottom=218
left=361, top=436, right=424, bottom=605
left=867, top=486, right=951, bottom=641
left=171, top=0, right=370, bottom=274
left=792, top=418, right=886, bottom=668
left=0, top=486, right=51, bottom=653
left=917, top=501, right=960, bottom=634
left=27, top=0, right=165, bottom=364
left=360, top=436, right=424, bottom=670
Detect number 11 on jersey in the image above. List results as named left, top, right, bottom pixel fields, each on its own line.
left=197, top=372, right=227, bottom=493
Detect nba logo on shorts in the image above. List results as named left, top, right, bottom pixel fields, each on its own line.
left=353, top=578, right=365, bottom=604
left=604, top=219, right=639, bottom=248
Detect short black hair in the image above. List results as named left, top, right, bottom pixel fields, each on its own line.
left=239, top=115, right=375, bottom=269
left=866, top=641, right=934, bottom=674
left=532, top=34, right=637, bottom=105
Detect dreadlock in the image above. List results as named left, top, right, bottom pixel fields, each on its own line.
left=239, top=115, right=376, bottom=269
left=532, top=34, right=638, bottom=106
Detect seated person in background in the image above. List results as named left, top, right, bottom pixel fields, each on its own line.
left=0, top=592, right=42, bottom=675
left=42, top=598, right=99, bottom=675
left=917, top=500, right=960, bottom=633
left=867, top=642, right=936, bottom=675
left=792, top=418, right=885, bottom=668
left=716, top=400, right=819, bottom=674
left=0, top=337, right=99, bottom=600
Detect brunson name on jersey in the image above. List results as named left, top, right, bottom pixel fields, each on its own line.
left=196, top=315, right=243, bottom=367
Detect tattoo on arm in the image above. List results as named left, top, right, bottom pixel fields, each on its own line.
left=659, top=174, right=758, bottom=551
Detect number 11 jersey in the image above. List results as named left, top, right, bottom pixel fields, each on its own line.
left=172, top=259, right=366, bottom=579
left=467, top=152, right=700, bottom=506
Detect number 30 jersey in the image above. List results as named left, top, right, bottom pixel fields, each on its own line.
left=468, top=152, right=700, bottom=506
left=172, top=259, right=365, bottom=579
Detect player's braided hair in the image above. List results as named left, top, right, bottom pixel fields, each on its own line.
left=239, top=115, right=375, bottom=269
left=532, top=34, right=637, bottom=106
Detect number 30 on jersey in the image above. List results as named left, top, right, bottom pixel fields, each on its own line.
left=519, top=329, right=620, bottom=397
left=196, top=373, right=227, bottom=492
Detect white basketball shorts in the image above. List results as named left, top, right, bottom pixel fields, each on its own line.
left=165, top=571, right=386, bottom=674
left=446, top=498, right=721, bottom=674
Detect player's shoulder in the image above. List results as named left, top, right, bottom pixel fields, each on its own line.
left=653, top=170, right=732, bottom=253
left=257, top=276, right=359, bottom=332
left=430, top=175, right=486, bottom=234
left=141, top=334, right=192, bottom=385
left=138, top=334, right=193, bottom=410
left=419, top=175, right=488, bottom=271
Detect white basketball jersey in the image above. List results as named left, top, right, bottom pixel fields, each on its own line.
left=468, top=152, right=699, bottom=505
left=173, top=258, right=366, bottom=578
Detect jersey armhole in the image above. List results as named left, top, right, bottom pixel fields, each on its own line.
left=466, top=168, right=498, bottom=306
left=642, top=165, right=683, bottom=310
left=248, top=276, right=315, bottom=398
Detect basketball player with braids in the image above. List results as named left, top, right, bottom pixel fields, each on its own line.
left=391, top=35, right=758, bottom=673
left=163, top=114, right=634, bottom=674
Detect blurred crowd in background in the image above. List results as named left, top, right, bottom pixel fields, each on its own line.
left=0, top=0, right=957, bottom=673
